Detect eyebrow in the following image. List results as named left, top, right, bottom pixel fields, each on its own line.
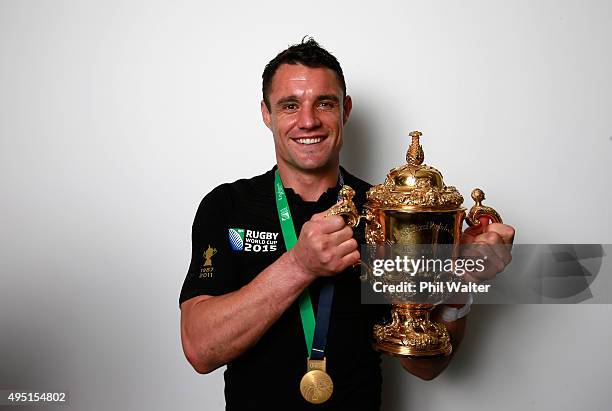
left=276, top=96, right=299, bottom=107
left=316, top=95, right=340, bottom=103
left=275, top=94, right=341, bottom=107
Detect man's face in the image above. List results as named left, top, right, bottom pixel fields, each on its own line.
left=261, top=64, right=352, bottom=174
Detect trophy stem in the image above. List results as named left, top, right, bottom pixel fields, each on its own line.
left=373, top=304, right=452, bottom=357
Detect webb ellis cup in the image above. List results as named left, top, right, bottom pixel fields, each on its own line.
left=327, top=131, right=502, bottom=357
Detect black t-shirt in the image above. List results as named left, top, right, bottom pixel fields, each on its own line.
left=180, top=167, right=388, bottom=411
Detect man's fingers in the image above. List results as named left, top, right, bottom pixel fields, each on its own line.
left=474, top=233, right=512, bottom=266
left=330, top=226, right=353, bottom=244
left=463, top=216, right=490, bottom=237
left=340, top=249, right=360, bottom=268
left=310, top=211, right=327, bottom=222
left=477, top=231, right=504, bottom=245
left=336, top=237, right=358, bottom=258
left=474, top=231, right=512, bottom=266
left=484, top=223, right=515, bottom=245
left=319, top=214, right=347, bottom=233
left=461, top=241, right=506, bottom=281
left=460, top=220, right=515, bottom=282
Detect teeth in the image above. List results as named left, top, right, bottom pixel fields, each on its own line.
left=295, top=137, right=323, bottom=145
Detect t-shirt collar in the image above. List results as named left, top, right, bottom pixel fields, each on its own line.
left=270, top=165, right=343, bottom=205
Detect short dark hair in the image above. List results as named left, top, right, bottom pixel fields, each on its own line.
left=262, top=37, right=346, bottom=110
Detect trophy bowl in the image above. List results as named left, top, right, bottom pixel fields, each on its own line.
left=328, top=131, right=502, bottom=357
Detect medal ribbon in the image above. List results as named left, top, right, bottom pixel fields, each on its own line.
left=310, top=279, right=334, bottom=360
left=274, top=170, right=339, bottom=358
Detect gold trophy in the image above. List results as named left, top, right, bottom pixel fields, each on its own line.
left=327, top=131, right=502, bottom=357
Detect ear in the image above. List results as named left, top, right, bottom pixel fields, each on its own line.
left=342, top=95, right=352, bottom=125
left=261, top=100, right=272, bottom=130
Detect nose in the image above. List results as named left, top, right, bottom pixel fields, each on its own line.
left=297, top=106, right=321, bottom=130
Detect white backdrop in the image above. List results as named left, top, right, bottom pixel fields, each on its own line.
left=1, top=1, right=611, bottom=410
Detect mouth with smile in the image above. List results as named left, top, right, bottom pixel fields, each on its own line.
left=292, top=136, right=327, bottom=145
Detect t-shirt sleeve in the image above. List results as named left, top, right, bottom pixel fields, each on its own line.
left=179, top=185, right=239, bottom=305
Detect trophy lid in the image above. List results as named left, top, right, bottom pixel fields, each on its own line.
left=366, top=131, right=464, bottom=211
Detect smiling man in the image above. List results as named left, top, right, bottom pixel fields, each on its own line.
left=179, top=38, right=514, bottom=410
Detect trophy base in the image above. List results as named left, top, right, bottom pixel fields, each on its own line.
left=373, top=304, right=452, bottom=357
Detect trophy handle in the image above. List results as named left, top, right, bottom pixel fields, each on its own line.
left=325, top=185, right=363, bottom=228
left=465, top=188, right=503, bottom=227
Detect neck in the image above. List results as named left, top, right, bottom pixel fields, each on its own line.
left=276, top=162, right=339, bottom=202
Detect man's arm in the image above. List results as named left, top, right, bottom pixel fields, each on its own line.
left=180, top=213, right=359, bottom=374
left=181, top=251, right=311, bottom=374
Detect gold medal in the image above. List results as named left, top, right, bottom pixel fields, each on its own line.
left=300, top=357, right=333, bottom=404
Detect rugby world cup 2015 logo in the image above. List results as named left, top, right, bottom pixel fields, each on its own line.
left=228, top=228, right=245, bottom=251
left=228, top=227, right=279, bottom=252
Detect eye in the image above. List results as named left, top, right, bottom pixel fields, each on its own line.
left=282, top=103, right=298, bottom=112
left=318, top=101, right=336, bottom=109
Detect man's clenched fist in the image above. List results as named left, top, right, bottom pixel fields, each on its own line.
left=288, top=212, right=360, bottom=279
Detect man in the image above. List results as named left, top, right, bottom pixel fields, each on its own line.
left=179, top=38, right=514, bottom=410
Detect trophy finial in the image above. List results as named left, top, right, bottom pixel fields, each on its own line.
left=471, top=188, right=485, bottom=205
left=467, top=188, right=503, bottom=226
left=407, top=131, right=424, bottom=166
left=325, top=185, right=361, bottom=227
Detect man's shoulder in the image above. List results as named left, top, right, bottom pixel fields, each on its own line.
left=203, top=168, right=275, bottom=203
